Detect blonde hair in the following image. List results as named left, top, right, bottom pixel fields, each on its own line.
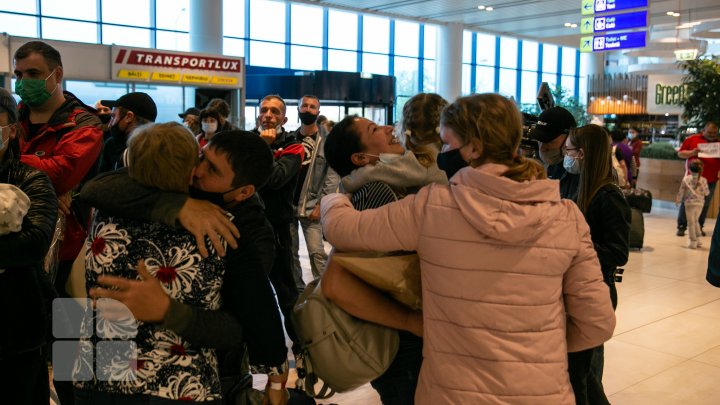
left=440, top=93, right=545, bottom=182
left=567, top=124, right=614, bottom=214
left=401, top=93, right=448, bottom=168
left=127, top=122, right=198, bottom=192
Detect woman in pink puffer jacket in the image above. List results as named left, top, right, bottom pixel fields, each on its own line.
left=320, top=93, right=615, bottom=405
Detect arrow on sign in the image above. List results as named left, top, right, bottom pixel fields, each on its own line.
left=585, top=20, right=591, bottom=30
left=580, top=37, right=593, bottom=53
left=581, top=0, right=594, bottom=15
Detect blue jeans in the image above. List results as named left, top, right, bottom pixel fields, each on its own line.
left=678, top=181, right=716, bottom=229
left=291, top=217, right=328, bottom=290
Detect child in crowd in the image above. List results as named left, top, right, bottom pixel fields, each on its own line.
left=677, top=159, right=710, bottom=249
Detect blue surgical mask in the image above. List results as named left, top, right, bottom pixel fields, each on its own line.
left=563, top=155, right=581, bottom=174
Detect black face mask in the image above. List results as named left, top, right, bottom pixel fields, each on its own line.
left=108, top=122, right=126, bottom=140
left=189, top=185, right=238, bottom=207
left=437, top=148, right=468, bottom=179
left=298, top=111, right=318, bottom=126
left=98, top=114, right=112, bottom=124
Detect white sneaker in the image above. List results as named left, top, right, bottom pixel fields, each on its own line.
left=688, top=241, right=698, bottom=249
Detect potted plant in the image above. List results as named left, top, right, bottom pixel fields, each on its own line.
left=680, top=57, right=720, bottom=126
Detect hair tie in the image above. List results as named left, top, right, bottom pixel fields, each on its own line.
left=404, top=129, right=412, bottom=137
left=435, top=126, right=441, bottom=134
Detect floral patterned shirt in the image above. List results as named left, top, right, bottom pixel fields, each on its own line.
left=73, top=211, right=226, bottom=401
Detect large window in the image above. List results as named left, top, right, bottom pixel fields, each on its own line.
left=250, top=0, right=285, bottom=43
left=499, top=37, right=518, bottom=69
left=395, top=21, right=419, bottom=57
left=291, top=4, right=323, bottom=47
left=363, top=15, right=390, bottom=54
left=223, top=0, right=245, bottom=38
left=328, top=10, right=357, bottom=50
left=0, top=0, right=443, bottom=125
left=463, top=30, right=582, bottom=103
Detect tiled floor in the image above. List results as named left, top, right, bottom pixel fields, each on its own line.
left=285, top=205, right=719, bottom=404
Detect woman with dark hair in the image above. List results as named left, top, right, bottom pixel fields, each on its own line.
left=197, top=108, right=222, bottom=149
left=564, top=124, right=631, bottom=405
left=321, top=94, right=615, bottom=404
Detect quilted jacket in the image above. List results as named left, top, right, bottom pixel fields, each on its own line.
left=321, top=163, right=616, bottom=404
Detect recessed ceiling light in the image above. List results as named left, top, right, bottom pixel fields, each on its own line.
left=478, top=5, right=486, bottom=10
left=571, top=23, right=577, bottom=28
left=486, top=6, right=493, bottom=11
left=667, top=11, right=675, bottom=15
left=672, top=12, right=680, bottom=17
left=564, top=22, right=572, bottom=27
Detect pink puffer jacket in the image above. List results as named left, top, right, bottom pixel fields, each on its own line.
left=321, top=164, right=615, bottom=405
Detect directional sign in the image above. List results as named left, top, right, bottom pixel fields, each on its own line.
left=582, top=0, right=649, bottom=15
left=580, top=10, right=647, bottom=34
left=580, top=31, right=646, bottom=52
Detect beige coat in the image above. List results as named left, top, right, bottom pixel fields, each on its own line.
left=321, top=164, right=616, bottom=404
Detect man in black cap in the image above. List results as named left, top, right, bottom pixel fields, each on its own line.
left=179, top=107, right=201, bottom=135
left=528, top=106, right=579, bottom=200
left=98, top=92, right=157, bottom=173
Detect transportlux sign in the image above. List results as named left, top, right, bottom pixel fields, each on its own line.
left=110, top=46, right=244, bottom=88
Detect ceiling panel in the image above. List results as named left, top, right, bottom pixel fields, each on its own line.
left=301, top=0, right=720, bottom=47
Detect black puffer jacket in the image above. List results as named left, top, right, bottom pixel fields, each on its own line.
left=0, top=145, right=58, bottom=358
left=585, top=183, right=631, bottom=281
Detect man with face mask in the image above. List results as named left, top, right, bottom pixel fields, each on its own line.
left=13, top=40, right=103, bottom=298
left=527, top=106, right=579, bottom=200
left=252, top=94, right=306, bottom=356
left=288, top=95, right=340, bottom=291
left=97, top=92, right=158, bottom=174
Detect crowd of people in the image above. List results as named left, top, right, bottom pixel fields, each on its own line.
left=0, top=39, right=717, bottom=405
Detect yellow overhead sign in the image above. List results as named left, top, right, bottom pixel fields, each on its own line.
left=182, top=74, right=212, bottom=84
left=117, top=69, right=150, bottom=79
left=151, top=72, right=181, bottom=81
left=211, top=76, right=239, bottom=85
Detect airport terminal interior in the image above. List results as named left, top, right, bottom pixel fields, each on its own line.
left=2, top=0, right=720, bottom=404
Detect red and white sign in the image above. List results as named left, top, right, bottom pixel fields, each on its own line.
left=111, top=46, right=244, bottom=88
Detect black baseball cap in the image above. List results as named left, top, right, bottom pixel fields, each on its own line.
left=528, top=107, right=577, bottom=143
left=178, top=107, right=200, bottom=119
left=101, top=92, right=157, bottom=122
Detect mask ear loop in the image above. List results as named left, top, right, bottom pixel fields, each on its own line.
left=46, top=68, right=59, bottom=97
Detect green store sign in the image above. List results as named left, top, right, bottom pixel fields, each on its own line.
left=655, top=83, right=688, bottom=106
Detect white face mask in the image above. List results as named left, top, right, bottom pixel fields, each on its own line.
left=202, top=122, right=217, bottom=134
left=364, top=152, right=403, bottom=164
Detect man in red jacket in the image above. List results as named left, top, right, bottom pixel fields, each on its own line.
left=13, top=40, right=103, bottom=297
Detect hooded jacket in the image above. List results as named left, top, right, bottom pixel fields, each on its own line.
left=321, top=163, right=616, bottom=404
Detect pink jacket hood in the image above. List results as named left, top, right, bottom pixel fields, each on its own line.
left=450, top=163, right=562, bottom=243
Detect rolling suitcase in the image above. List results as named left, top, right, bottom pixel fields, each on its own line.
left=629, top=207, right=645, bottom=249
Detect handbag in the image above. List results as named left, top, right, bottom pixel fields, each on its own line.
left=291, top=279, right=399, bottom=398
left=623, top=187, right=652, bottom=213
left=332, top=252, right=422, bottom=310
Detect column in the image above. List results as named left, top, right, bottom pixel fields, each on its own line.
left=189, top=0, right=223, bottom=54
left=437, top=23, right=463, bottom=102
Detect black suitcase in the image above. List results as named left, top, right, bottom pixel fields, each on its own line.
left=629, top=207, right=645, bottom=249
